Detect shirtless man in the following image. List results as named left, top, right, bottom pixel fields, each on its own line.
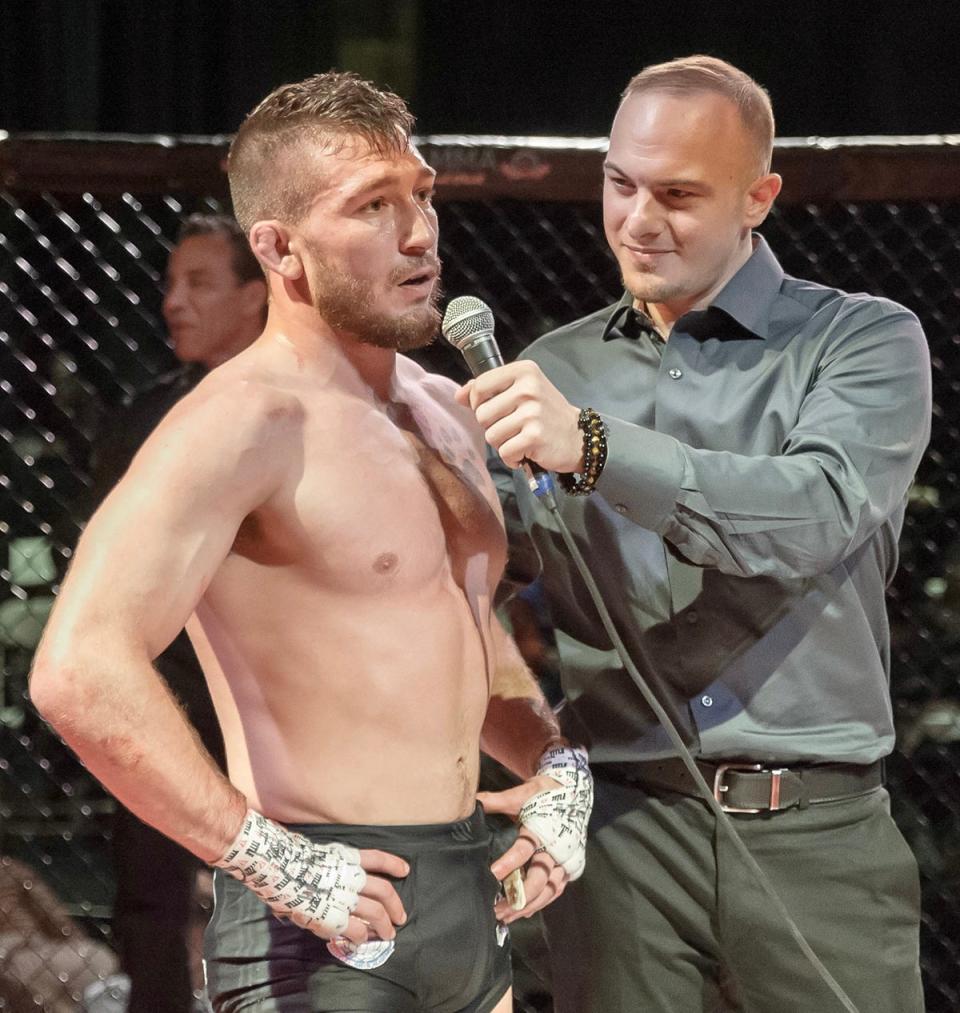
left=29, top=73, right=592, bottom=1013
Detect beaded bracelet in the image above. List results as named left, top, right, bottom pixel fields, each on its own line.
left=557, top=407, right=608, bottom=496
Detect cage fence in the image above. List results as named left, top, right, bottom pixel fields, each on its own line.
left=0, top=134, right=959, bottom=1011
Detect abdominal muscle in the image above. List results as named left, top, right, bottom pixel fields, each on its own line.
left=187, top=569, right=493, bottom=827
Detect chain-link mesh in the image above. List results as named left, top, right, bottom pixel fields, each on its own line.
left=1, top=138, right=959, bottom=1011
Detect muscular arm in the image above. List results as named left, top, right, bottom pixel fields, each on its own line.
left=480, top=616, right=564, bottom=779
left=29, top=381, right=301, bottom=861
left=479, top=617, right=592, bottom=918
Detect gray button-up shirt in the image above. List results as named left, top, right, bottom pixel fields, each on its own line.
left=499, top=237, right=932, bottom=764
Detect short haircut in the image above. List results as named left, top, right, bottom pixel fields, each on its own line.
left=622, top=55, right=775, bottom=175
left=228, top=71, right=416, bottom=233
left=176, top=213, right=262, bottom=284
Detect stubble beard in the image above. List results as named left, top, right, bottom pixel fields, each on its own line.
left=310, top=259, right=443, bottom=353
left=622, top=263, right=686, bottom=307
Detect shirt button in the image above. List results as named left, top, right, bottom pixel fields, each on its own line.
left=614, top=503, right=628, bottom=514
left=668, top=367, right=683, bottom=379
left=686, top=610, right=699, bottom=624
left=701, top=695, right=714, bottom=708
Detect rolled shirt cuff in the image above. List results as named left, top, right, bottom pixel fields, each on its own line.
left=594, top=415, right=684, bottom=533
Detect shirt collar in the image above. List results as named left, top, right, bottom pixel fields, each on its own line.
left=601, top=292, right=658, bottom=342
left=704, top=234, right=783, bottom=340
left=601, top=234, right=784, bottom=342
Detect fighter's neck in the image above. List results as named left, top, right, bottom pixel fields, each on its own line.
left=339, top=341, right=398, bottom=402
left=262, top=306, right=399, bottom=402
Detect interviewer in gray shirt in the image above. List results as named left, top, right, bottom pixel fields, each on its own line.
left=460, top=56, right=929, bottom=1013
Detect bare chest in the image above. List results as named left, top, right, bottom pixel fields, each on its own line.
left=231, top=393, right=506, bottom=596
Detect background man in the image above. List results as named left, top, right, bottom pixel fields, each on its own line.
left=460, top=55, right=929, bottom=1012
left=30, top=72, right=590, bottom=1013
left=90, top=212, right=267, bottom=1013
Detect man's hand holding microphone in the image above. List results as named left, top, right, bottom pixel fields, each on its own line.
left=443, top=297, right=595, bottom=923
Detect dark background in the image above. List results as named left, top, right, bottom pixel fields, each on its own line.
left=3, top=2, right=960, bottom=1009
left=2, top=0, right=959, bottom=140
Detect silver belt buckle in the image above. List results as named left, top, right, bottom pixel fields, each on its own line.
left=713, top=762, right=770, bottom=813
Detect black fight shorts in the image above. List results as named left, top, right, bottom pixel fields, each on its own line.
left=204, top=805, right=512, bottom=1012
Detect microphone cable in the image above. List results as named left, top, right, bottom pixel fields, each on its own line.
left=537, top=484, right=859, bottom=1013
left=442, top=296, right=861, bottom=1013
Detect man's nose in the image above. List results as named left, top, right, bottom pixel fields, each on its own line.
left=400, top=204, right=437, bottom=256
left=163, top=281, right=185, bottom=317
left=624, top=192, right=663, bottom=240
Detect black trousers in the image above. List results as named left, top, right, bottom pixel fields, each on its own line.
left=112, top=808, right=203, bottom=1012
left=542, top=772, right=924, bottom=1013
left=112, top=637, right=225, bottom=1013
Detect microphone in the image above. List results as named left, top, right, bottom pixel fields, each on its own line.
left=440, top=296, right=504, bottom=375
left=441, top=296, right=555, bottom=501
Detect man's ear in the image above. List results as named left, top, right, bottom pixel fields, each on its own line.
left=744, top=172, right=782, bottom=228
left=249, top=221, right=303, bottom=280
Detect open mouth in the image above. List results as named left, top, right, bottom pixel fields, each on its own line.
left=399, top=271, right=435, bottom=288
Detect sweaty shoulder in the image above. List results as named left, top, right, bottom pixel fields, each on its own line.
left=126, top=363, right=305, bottom=503
left=165, top=369, right=302, bottom=442
left=396, top=353, right=458, bottom=398
left=396, top=354, right=486, bottom=453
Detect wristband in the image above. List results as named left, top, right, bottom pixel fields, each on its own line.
left=557, top=408, right=607, bottom=496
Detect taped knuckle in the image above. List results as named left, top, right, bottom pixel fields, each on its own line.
left=565, top=854, right=586, bottom=881
left=335, top=843, right=362, bottom=865
left=518, top=788, right=554, bottom=823
left=347, top=864, right=367, bottom=892
left=360, top=872, right=389, bottom=899
left=520, top=811, right=558, bottom=850
left=320, top=901, right=352, bottom=936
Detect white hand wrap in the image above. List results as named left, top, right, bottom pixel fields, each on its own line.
left=213, top=809, right=366, bottom=937
left=518, top=744, right=593, bottom=881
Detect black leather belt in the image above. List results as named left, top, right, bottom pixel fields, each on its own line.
left=595, top=758, right=884, bottom=813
